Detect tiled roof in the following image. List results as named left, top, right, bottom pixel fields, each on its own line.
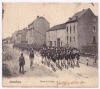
left=47, top=8, right=90, bottom=32
left=48, top=23, right=66, bottom=31
left=29, top=16, right=49, bottom=26
left=67, top=8, right=89, bottom=22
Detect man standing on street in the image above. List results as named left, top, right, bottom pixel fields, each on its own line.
left=19, top=53, right=25, bottom=74
left=29, top=49, right=34, bottom=70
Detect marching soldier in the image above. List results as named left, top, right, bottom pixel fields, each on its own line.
left=56, top=49, right=60, bottom=66
left=40, top=48, right=45, bottom=64
left=64, top=49, right=69, bottom=69
left=59, top=49, right=64, bottom=67
left=47, top=47, right=51, bottom=67
left=71, top=51, right=76, bottom=68
left=50, top=50, right=56, bottom=72
left=76, top=52, right=80, bottom=67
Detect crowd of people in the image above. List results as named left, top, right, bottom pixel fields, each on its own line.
left=17, top=44, right=80, bottom=73
left=14, top=43, right=97, bottom=73
left=40, top=47, right=80, bottom=71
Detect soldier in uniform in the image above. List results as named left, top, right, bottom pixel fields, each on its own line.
left=40, top=48, right=45, bottom=64
left=69, top=50, right=72, bottom=67
left=59, top=49, right=64, bottom=67
left=76, top=52, right=80, bottom=67
left=71, top=50, right=76, bottom=68
left=50, top=49, right=56, bottom=72
left=29, top=49, right=34, bottom=70
left=64, top=49, right=69, bottom=69
left=44, top=47, right=48, bottom=65
left=47, top=47, right=51, bottom=67
left=56, top=49, right=60, bottom=66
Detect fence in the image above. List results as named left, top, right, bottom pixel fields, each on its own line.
left=81, top=44, right=98, bottom=55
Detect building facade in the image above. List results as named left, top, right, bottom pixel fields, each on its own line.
left=12, top=31, right=18, bottom=43
left=21, top=27, right=28, bottom=44
left=26, top=28, right=33, bottom=44
left=46, top=23, right=66, bottom=47
left=26, top=16, right=50, bottom=46
left=16, top=30, right=22, bottom=43
left=46, top=8, right=98, bottom=53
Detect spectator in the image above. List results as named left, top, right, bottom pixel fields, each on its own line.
left=19, top=53, right=25, bottom=74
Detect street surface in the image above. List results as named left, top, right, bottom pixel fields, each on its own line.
left=2, top=44, right=98, bottom=87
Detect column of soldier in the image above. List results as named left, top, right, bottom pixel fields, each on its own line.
left=40, top=47, right=80, bottom=72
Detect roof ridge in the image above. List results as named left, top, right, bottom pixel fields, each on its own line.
left=48, top=22, right=66, bottom=31
left=29, top=16, right=49, bottom=26
left=67, top=8, right=90, bottom=23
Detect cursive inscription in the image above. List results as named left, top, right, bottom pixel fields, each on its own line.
left=56, top=80, right=85, bottom=87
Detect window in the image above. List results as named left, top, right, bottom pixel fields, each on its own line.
left=73, top=37, right=75, bottom=42
left=70, top=37, right=71, bottom=42
left=57, top=38, right=60, bottom=47
left=93, top=26, right=96, bottom=32
left=67, top=36, right=68, bottom=44
left=70, top=26, right=71, bottom=33
left=67, top=27, right=68, bottom=33
left=61, top=41, right=62, bottom=47
left=54, top=41, right=56, bottom=47
left=74, top=26, right=75, bottom=33
left=49, top=41, right=52, bottom=47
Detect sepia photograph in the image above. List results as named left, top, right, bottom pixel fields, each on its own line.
left=2, top=2, right=98, bottom=87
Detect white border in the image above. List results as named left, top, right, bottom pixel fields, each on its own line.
left=0, top=0, right=99, bottom=89
left=2, top=0, right=98, bottom=2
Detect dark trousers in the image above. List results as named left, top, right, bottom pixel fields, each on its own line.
left=19, top=64, right=24, bottom=73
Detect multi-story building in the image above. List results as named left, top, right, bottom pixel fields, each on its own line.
left=46, top=8, right=98, bottom=53
left=12, top=31, right=18, bottom=43
left=26, top=16, right=50, bottom=46
left=20, top=27, right=28, bottom=44
left=26, top=29, right=33, bottom=44
left=16, top=30, right=22, bottom=44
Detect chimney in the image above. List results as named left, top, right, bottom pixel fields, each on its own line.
left=83, top=9, right=85, bottom=11
left=37, top=16, right=39, bottom=18
left=69, top=17, right=72, bottom=20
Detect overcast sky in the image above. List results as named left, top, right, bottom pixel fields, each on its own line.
left=2, top=3, right=98, bottom=38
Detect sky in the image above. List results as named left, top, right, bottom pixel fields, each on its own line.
left=2, top=3, right=98, bottom=38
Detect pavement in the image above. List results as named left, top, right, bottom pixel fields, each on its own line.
left=2, top=44, right=98, bottom=87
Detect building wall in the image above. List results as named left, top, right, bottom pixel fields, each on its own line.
left=16, top=33, right=21, bottom=43
left=26, top=29, right=33, bottom=44
left=46, top=22, right=78, bottom=48
left=66, top=22, right=78, bottom=48
left=21, top=29, right=28, bottom=43
left=46, top=29, right=66, bottom=47
left=78, top=9, right=98, bottom=50
left=12, top=31, right=17, bottom=43
left=28, top=17, right=50, bottom=46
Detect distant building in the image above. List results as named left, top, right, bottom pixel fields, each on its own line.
left=26, top=16, right=50, bottom=46
left=46, top=8, right=98, bottom=53
left=12, top=31, right=18, bottom=43
left=16, top=30, right=22, bottom=43
left=13, top=27, right=28, bottom=44
left=26, top=29, right=33, bottom=44
left=20, top=27, right=28, bottom=44
left=3, top=37, right=11, bottom=44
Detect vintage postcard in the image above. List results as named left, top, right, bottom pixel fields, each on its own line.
left=2, top=2, right=98, bottom=87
